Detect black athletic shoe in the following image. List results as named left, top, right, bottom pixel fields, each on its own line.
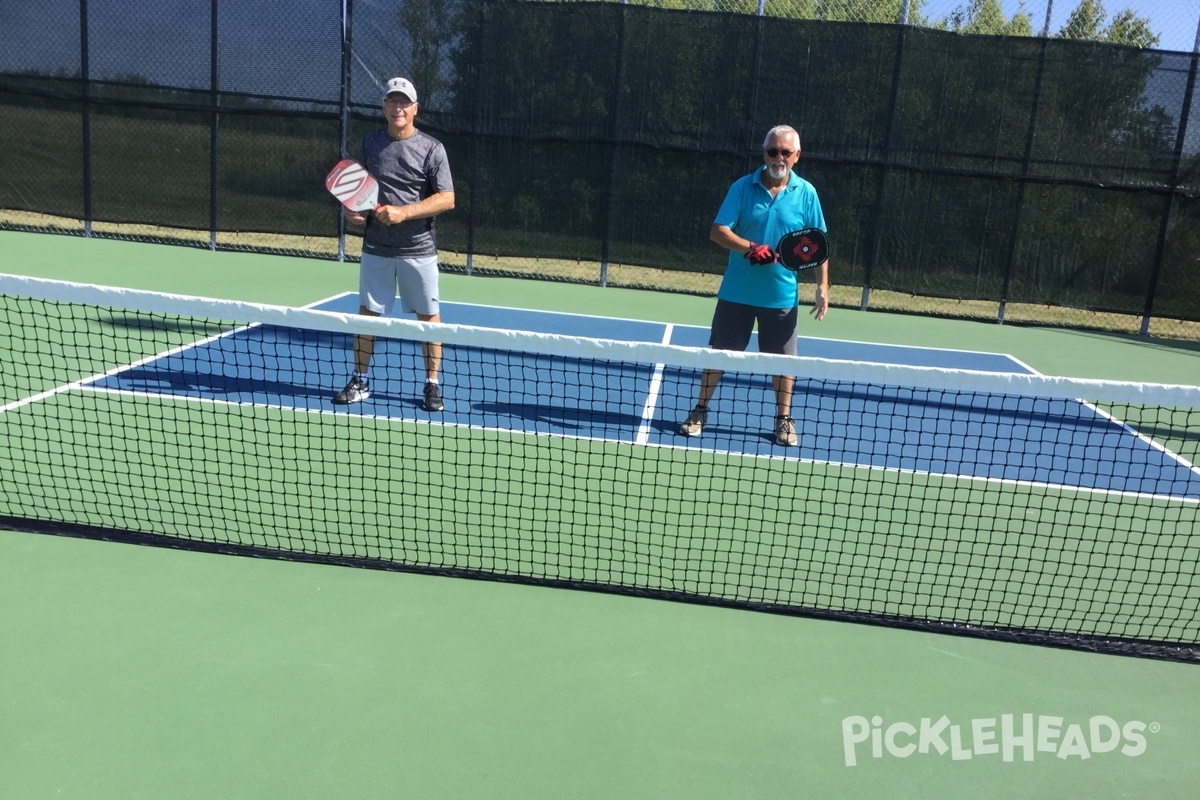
left=333, top=376, right=370, bottom=405
left=423, top=382, right=444, bottom=412
left=679, top=405, right=708, bottom=437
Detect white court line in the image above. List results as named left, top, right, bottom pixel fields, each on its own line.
left=1088, top=403, right=1200, bottom=473
left=635, top=323, right=673, bottom=445
left=0, top=292, right=342, bottom=417
left=0, top=323, right=261, bottom=415
left=1020, top=362, right=1200, bottom=482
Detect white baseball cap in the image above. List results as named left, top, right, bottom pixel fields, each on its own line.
left=382, top=77, right=417, bottom=103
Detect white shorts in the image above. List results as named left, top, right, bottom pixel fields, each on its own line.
left=359, top=252, right=440, bottom=317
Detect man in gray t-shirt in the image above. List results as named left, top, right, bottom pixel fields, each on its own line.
left=333, top=76, right=456, bottom=411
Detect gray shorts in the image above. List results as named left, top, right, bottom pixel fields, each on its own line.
left=359, top=252, right=440, bottom=317
left=708, top=298, right=798, bottom=355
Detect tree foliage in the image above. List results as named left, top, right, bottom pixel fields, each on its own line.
left=943, top=0, right=1033, bottom=36
left=1059, top=0, right=1107, bottom=39
left=1103, top=9, right=1160, bottom=48
left=1059, top=0, right=1160, bottom=47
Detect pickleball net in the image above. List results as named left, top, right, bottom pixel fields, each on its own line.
left=2, top=274, right=1199, bottom=662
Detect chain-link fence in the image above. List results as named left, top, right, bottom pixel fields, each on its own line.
left=1, top=0, right=1198, bottom=338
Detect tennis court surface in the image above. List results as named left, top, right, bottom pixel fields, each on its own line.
left=3, top=236, right=1200, bottom=799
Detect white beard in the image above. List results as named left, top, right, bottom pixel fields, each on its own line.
left=768, top=163, right=790, bottom=181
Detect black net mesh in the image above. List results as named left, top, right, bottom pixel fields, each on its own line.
left=2, top=276, right=1198, bottom=660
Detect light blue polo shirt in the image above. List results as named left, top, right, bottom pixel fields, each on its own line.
left=713, top=166, right=826, bottom=309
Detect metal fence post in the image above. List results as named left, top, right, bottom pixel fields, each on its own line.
left=336, top=0, right=353, bottom=262
left=465, top=1, right=489, bottom=276
left=80, top=0, right=92, bottom=237
left=598, top=0, right=630, bottom=288
left=1139, top=46, right=1198, bottom=336
left=860, top=15, right=910, bottom=311
left=1041, top=0, right=1054, bottom=37
left=209, top=0, right=219, bottom=251
left=998, top=20, right=1053, bottom=325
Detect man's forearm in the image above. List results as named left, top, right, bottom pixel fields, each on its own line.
left=386, top=191, right=455, bottom=221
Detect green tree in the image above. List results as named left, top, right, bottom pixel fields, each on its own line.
left=947, top=0, right=1004, bottom=34
left=1059, top=0, right=1106, bottom=39
left=1058, top=0, right=1159, bottom=46
left=764, top=0, right=816, bottom=21
left=816, top=0, right=906, bottom=24
left=1005, top=13, right=1034, bottom=36
left=1104, top=9, right=1160, bottom=48
left=943, top=0, right=1033, bottom=36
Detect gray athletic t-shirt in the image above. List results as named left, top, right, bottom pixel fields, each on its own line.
left=359, top=128, right=454, bottom=258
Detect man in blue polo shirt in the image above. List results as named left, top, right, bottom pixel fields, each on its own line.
left=679, top=125, right=830, bottom=446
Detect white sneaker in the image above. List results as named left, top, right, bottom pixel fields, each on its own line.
left=774, top=415, right=797, bottom=447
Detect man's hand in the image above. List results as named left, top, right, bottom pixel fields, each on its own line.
left=372, top=204, right=409, bottom=225
left=342, top=206, right=368, bottom=226
left=810, top=287, right=829, bottom=321
left=745, top=243, right=778, bottom=265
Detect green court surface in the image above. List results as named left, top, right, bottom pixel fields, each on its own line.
left=2, top=230, right=1200, bottom=799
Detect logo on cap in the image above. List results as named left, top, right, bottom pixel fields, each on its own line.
left=383, top=77, right=417, bottom=103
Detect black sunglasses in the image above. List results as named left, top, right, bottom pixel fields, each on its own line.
left=764, top=148, right=795, bottom=158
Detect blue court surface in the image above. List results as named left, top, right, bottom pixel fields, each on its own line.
left=90, top=294, right=1200, bottom=501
